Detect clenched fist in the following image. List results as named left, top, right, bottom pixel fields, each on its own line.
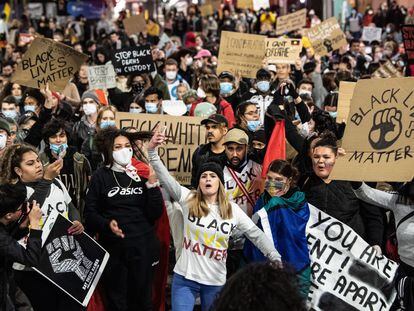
left=368, top=108, right=402, bottom=150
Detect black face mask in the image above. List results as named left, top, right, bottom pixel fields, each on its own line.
left=132, top=83, right=144, bottom=95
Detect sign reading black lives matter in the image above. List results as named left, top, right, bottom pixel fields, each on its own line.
left=112, top=45, right=155, bottom=75
left=306, top=205, right=397, bottom=310
left=12, top=37, right=88, bottom=91
left=330, top=78, right=414, bottom=182
left=116, top=112, right=206, bottom=185
left=34, top=211, right=109, bottom=307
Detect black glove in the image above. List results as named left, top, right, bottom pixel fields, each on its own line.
left=285, top=82, right=299, bottom=99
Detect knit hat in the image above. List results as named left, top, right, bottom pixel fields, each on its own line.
left=182, top=89, right=197, bottom=103
left=196, top=159, right=224, bottom=188
left=22, top=88, right=45, bottom=106
left=81, top=90, right=100, bottom=105
left=0, top=117, right=11, bottom=135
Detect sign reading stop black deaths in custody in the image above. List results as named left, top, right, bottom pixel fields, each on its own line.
left=112, top=44, right=155, bottom=75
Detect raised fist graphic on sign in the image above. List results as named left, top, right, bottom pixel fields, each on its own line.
left=368, top=108, right=402, bottom=150
left=46, top=235, right=93, bottom=281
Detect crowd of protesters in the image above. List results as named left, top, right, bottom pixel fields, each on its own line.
left=0, top=1, right=413, bottom=310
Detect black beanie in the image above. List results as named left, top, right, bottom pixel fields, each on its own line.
left=196, top=160, right=224, bottom=187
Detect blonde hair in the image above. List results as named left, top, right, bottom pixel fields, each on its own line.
left=187, top=181, right=233, bottom=220
left=97, top=105, right=118, bottom=129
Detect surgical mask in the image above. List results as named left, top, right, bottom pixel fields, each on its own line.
left=166, top=70, right=177, bottom=80
left=50, top=143, right=68, bottom=158
left=247, top=120, right=261, bottom=132
left=113, top=147, right=133, bottom=167
left=2, top=110, right=18, bottom=120
left=257, top=81, right=270, bottom=93
left=0, top=134, right=6, bottom=150
left=220, top=82, right=233, bottom=95
left=13, top=95, right=22, bottom=102
left=186, top=57, right=193, bottom=66
left=24, top=105, right=36, bottom=113
left=145, top=102, right=158, bottom=113
left=197, top=87, right=206, bottom=98
left=83, top=103, right=97, bottom=116
left=265, top=180, right=286, bottom=197
left=386, top=27, right=391, bottom=33
left=299, top=90, right=312, bottom=97
left=129, top=107, right=143, bottom=114
left=186, top=104, right=192, bottom=112
left=100, top=120, right=116, bottom=129
left=328, top=111, right=337, bottom=118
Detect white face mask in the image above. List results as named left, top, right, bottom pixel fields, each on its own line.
left=24, top=105, right=36, bottom=113
left=129, top=107, right=143, bottom=114
left=186, top=57, right=193, bottom=66
left=166, top=70, right=177, bottom=80
left=299, top=90, right=312, bottom=97
left=113, top=147, right=133, bottom=167
left=0, top=134, right=7, bottom=150
left=83, top=103, right=97, bottom=116
left=197, top=87, right=206, bottom=98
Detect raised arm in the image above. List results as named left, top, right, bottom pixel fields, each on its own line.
left=147, top=128, right=190, bottom=204
left=353, top=182, right=398, bottom=210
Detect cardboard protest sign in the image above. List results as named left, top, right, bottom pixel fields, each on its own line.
left=112, top=45, right=155, bottom=76
left=87, top=64, right=117, bottom=90
left=200, top=4, right=214, bottom=17
left=372, top=60, right=403, bottom=79
left=361, top=26, right=382, bottom=43
left=116, top=112, right=207, bottom=185
left=34, top=211, right=109, bottom=307
left=253, top=0, right=269, bottom=11
left=305, top=17, right=347, bottom=57
left=123, top=14, right=147, bottom=36
left=306, top=205, right=397, bottom=310
left=217, top=31, right=265, bottom=78
left=12, top=37, right=88, bottom=91
left=402, top=25, right=414, bottom=65
left=237, top=0, right=253, bottom=10
left=336, top=81, right=356, bottom=123
left=276, top=9, right=307, bottom=35
left=329, top=78, right=414, bottom=182
left=265, top=38, right=302, bottom=64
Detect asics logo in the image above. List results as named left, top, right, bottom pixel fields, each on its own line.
left=107, top=186, right=143, bottom=197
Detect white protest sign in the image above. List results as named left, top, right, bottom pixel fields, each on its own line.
left=253, top=0, right=270, bottom=11
left=306, top=205, right=397, bottom=311
left=87, top=64, right=116, bottom=90
left=265, top=38, right=302, bottom=64
left=362, top=27, right=382, bottom=42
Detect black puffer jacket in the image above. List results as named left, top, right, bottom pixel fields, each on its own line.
left=302, top=175, right=384, bottom=246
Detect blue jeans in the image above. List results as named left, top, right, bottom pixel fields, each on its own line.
left=171, top=273, right=223, bottom=311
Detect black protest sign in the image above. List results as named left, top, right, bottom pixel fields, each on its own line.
left=112, top=45, right=155, bottom=75
left=402, top=25, right=414, bottom=65
left=116, top=112, right=206, bottom=185
left=12, top=37, right=88, bottom=92
left=330, top=78, right=414, bottom=182
left=34, top=211, right=109, bottom=307
left=306, top=205, right=398, bottom=310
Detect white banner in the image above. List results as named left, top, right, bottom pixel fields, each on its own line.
left=306, top=205, right=398, bottom=310
left=362, top=27, right=382, bottom=42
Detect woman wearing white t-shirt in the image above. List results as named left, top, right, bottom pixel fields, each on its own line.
left=148, top=128, right=281, bottom=311
left=0, top=143, right=84, bottom=311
